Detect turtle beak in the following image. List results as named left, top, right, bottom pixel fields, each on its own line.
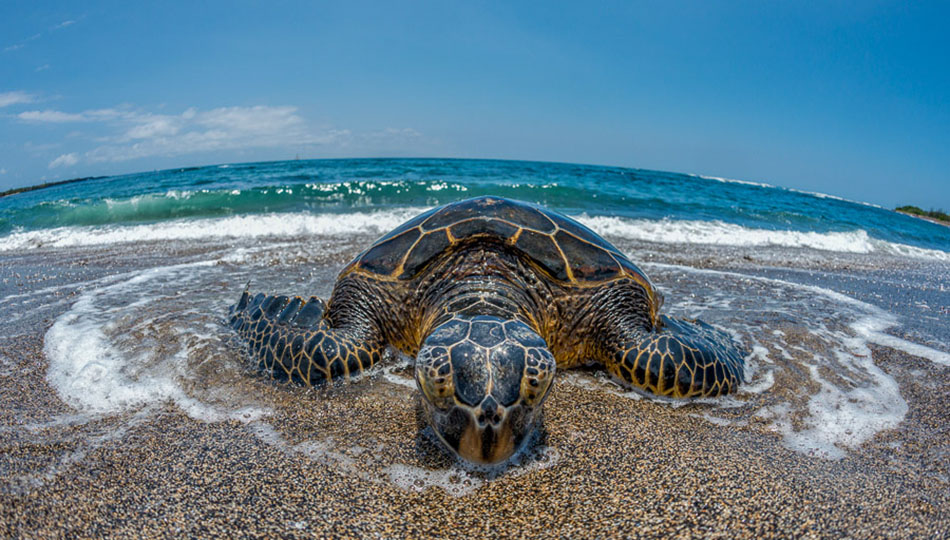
left=429, top=396, right=533, bottom=465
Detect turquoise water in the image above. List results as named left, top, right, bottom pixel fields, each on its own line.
left=2, top=158, right=948, bottom=257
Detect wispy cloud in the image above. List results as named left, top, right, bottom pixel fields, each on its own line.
left=4, top=17, right=78, bottom=53
left=93, top=106, right=347, bottom=163
left=19, top=102, right=424, bottom=168
left=18, top=108, right=130, bottom=123
left=49, top=153, right=79, bottom=169
left=20, top=104, right=360, bottom=164
left=35, top=64, right=51, bottom=72
left=0, top=91, right=36, bottom=107
left=18, top=109, right=87, bottom=122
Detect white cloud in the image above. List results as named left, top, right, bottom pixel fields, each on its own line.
left=49, top=153, right=79, bottom=169
left=84, top=105, right=345, bottom=163
left=3, top=44, right=24, bottom=52
left=0, top=91, right=35, bottom=107
left=19, top=102, right=424, bottom=168
left=0, top=168, right=7, bottom=175
left=19, top=109, right=87, bottom=122
left=54, top=20, right=75, bottom=30
left=35, top=64, right=50, bottom=72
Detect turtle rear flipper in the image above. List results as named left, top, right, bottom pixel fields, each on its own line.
left=228, top=291, right=383, bottom=385
left=606, top=315, right=745, bottom=398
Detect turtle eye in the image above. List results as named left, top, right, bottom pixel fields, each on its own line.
left=415, top=346, right=455, bottom=408
left=521, top=348, right=556, bottom=407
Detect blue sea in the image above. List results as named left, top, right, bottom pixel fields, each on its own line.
left=2, top=158, right=949, bottom=258
left=1, top=158, right=948, bottom=488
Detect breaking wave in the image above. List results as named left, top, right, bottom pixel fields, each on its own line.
left=3, top=210, right=948, bottom=261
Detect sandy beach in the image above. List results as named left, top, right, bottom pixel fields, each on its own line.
left=1, top=235, right=947, bottom=539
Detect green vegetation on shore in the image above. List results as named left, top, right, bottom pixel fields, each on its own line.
left=895, top=205, right=950, bottom=223
left=0, top=176, right=106, bottom=199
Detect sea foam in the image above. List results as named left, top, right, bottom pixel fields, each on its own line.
left=43, top=261, right=269, bottom=423
left=654, top=264, right=949, bottom=457
left=3, top=210, right=949, bottom=261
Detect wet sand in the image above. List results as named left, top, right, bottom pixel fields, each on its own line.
left=1, top=242, right=949, bottom=538
left=2, top=335, right=948, bottom=537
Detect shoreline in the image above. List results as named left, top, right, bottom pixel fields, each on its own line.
left=0, top=175, right=107, bottom=199
left=897, top=209, right=950, bottom=228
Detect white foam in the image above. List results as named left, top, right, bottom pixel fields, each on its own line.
left=695, top=174, right=774, bottom=189
left=0, top=208, right=429, bottom=250
left=4, top=208, right=947, bottom=261
left=784, top=187, right=885, bottom=209
left=646, top=263, right=950, bottom=458
left=560, top=262, right=941, bottom=458
left=43, top=260, right=270, bottom=422
left=386, top=463, right=485, bottom=496
left=580, top=217, right=950, bottom=261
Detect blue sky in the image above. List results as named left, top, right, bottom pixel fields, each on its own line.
left=1, top=1, right=948, bottom=208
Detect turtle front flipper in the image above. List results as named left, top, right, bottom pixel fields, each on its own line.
left=227, top=291, right=385, bottom=385
left=605, top=315, right=745, bottom=398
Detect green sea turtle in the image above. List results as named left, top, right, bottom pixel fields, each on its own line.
left=228, top=196, right=744, bottom=464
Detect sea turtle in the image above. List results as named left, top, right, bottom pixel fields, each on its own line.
left=228, top=196, right=744, bottom=464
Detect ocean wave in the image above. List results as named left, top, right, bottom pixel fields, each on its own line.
left=693, top=173, right=887, bottom=210
left=580, top=216, right=950, bottom=260
left=694, top=174, right=774, bottom=189
left=0, top=209, right=428, bottom=250
left=2, top=210, right=948, bottom=261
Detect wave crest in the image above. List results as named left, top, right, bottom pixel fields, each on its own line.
left=1, top=210, right=947, bottom=261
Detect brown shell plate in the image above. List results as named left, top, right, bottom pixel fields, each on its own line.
left=348, top=196, right=653, bottom=289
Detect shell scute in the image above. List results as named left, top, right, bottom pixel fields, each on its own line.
left=554, top=230, right=622, bottom=281
left=358, top=227, right=420, bottom=275
left=542, top=208, right=621, bottom=254
left=422, top=202, right=486, bottom=231
left=514, top=229, right=570, bottom=282
left=491, top=201, right=556, bottom=233
left=614, top=253, right=653, bottom=286
left=400, top=228, right=452, bottom=279
left=374, top=206, right=438, bottom=243
left=448, top=217, right=519, bottom=243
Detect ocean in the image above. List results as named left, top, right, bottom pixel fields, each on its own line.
left=3, top=158, right=950, bottom=257
left=1, top=159, right=949, bottom=534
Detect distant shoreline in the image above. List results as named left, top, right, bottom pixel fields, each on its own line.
left=897, top=210, right=950, bottom=228
left=0, top=175, right=107, bottom=199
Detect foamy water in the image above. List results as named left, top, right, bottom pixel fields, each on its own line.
left=3, top=210, right=948, bottom=261
left=559, top=263, right=949, bottom=459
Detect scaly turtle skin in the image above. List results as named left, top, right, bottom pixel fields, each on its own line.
left=228, top=196, right=745, bottom=464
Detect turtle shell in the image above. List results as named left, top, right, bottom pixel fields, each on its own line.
left=345, top=196, right=654, bottom=290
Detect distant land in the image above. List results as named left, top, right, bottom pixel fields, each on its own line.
left=0, top=176, right=106, bottom=198
left=896, top=205, right=950, bottom=226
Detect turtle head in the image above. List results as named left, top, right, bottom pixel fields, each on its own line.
left=415, top=316, right=556, bottom=465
